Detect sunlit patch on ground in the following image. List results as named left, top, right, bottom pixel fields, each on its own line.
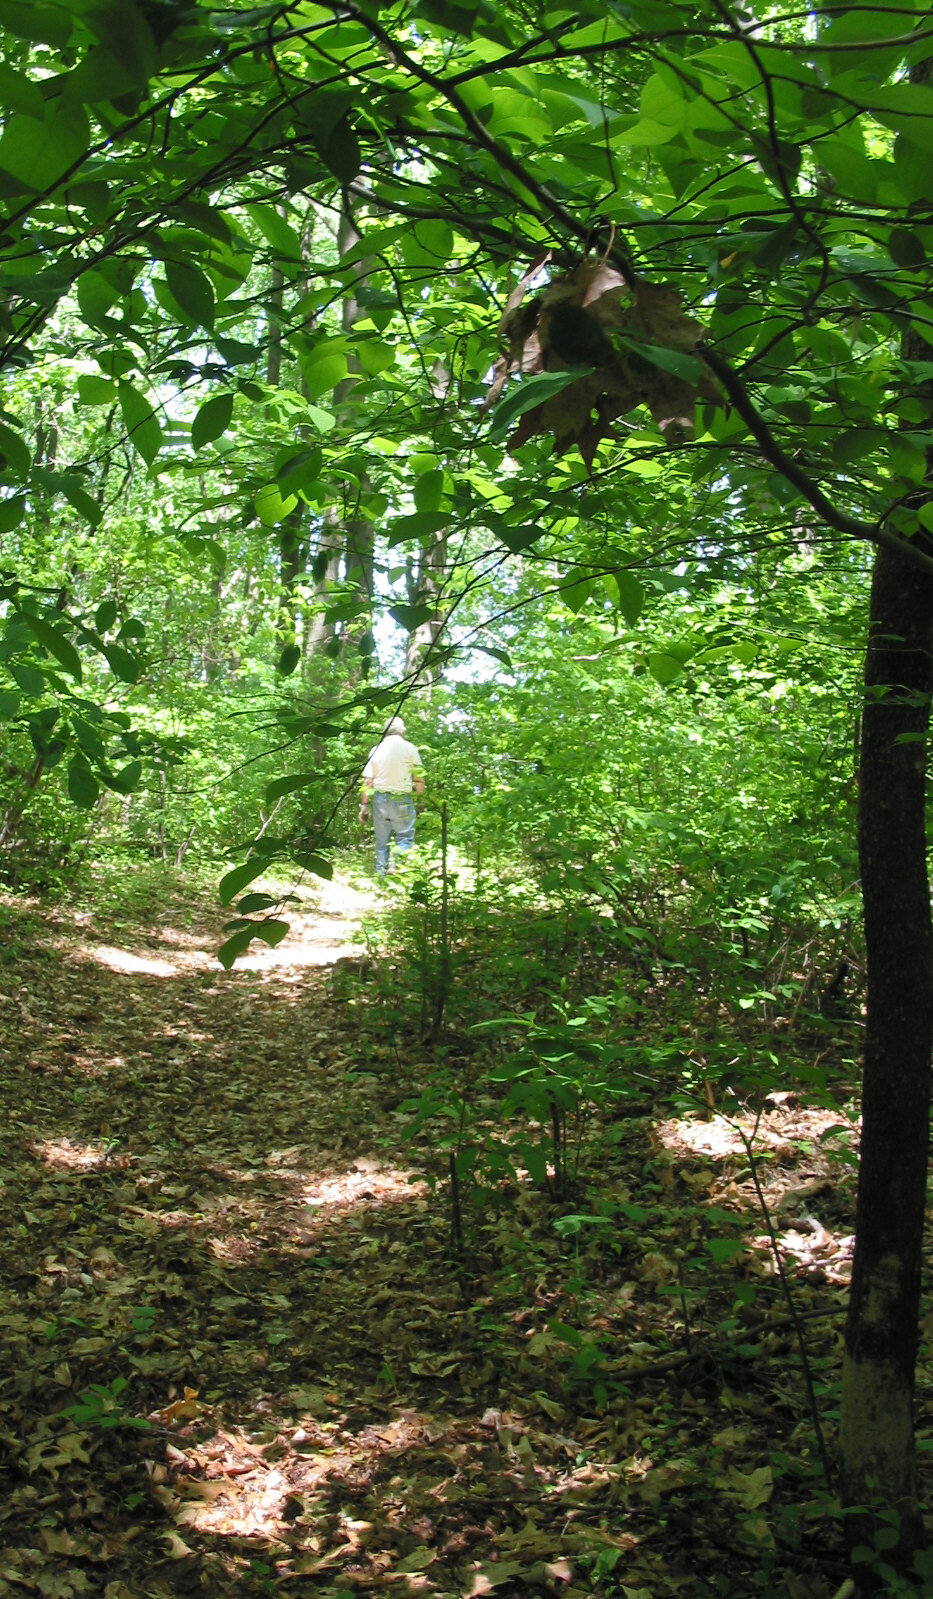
left=655, top=1103, right=854, bottom=1164
left=85, top=944, right=181, bottom=977
left=33, top=1136, right=115, bottom=1170
left=69, top=876, right=378, bottom=980
left=755, top=1223, right=854, bottom=1286
left=154, top=1403, right=641, bottom=1586
left=655, top=1105, right=857, bottom=1286
left=298, top=1158, right=427, bottom=1224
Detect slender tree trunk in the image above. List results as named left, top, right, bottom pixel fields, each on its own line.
left=266, top=259, right=306, bottom=658
left=838, top=258, right=933, bottom=1565
left=406, top=526, right=447, bottom=685
left=308, top=197, right=374, bottom=667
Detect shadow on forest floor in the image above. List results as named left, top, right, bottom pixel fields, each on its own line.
left=0, top=872, right=896, bottom=1599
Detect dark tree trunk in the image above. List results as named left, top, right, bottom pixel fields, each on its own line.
left=838, top=57, right=933, bottom=1564
left=840, top=442, right=933, bottom=1574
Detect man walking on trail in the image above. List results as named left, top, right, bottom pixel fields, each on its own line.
left=359, top=718, right=425, bottom=876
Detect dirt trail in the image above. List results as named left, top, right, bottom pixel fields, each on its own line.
left=0, top=876, right=853, bottom=1599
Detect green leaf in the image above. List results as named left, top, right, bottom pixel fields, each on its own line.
left=77, top=374, right=117, bottom=405
left=0, top=688, right=21, bottom=719
left=0, top=106, right=89, bottom=192
left=0, top=420, right=31, bottom=478
left=119, top=385, right=163, bottom=467
left=164, top=260, right=216, bottom=329
left=24, top=614, right=82, bottom=681
left=86, top=2, right=157, bottom=88
left=265, top=771, right=319, bottom=803
left=68, top=755, right=100, bottom=810
left=318, top=113, right=362, bottom=183
left=0, top=495, right=25, bottom=531
left=10, top=663, right=45, bottom=697
left=217, top=927, right=259, bottom=969
left=295, top=852, right=333, bottom=880
left=247, top=203, right=303, bottom=262
left=604, top=570, right=645, bottom=625
left=411, top=469, right=440, bottom=514
left=276, top=447, right=323, bottom=495
left=488, top=367, right=594, bottom=444
left=277, top=643, right=301, bottom=676
left=76, top=272, right=119, bottom=329
left=59, top=476, right=102, bottom=527
left=705, top=1237, right=747, bottom=1264
left=102, top=644, right=141, bottom=684
left=889, top=228, right=926, bottom=269
left=302, top=350, right=348, bottom=403
left=387, top=511, right=448, bottom=547
left=191, top=391, right=234, bottom=450
left=389, top=602, right=436, bottom=630
left=401, top=219, right=454, bottom=267
left=495, top=523, right=541, bottom=554
left=562, top=573, right=596, bottom=613
left=236, top=892, right=280, bottom=914
left=647, top=651, right=684, bottom=685
left=355, top=338, right=395, bottom=377
left=95, top=600, right=118, bottom=632
left=255, top=919, right=290, bottom=948
left=255, top=483, right=299, bottom=527
left=0, top=2, right=74, bottom=47
left=633, top=343, right=704, bottom=382
left=101, top=760, right=141, bottom=794
left=219, top=858, right=268, bottom=905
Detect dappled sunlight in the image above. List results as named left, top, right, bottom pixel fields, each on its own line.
left=3, top=869, right=870, bottom=1597
left=86, top=944, right=184, bottom=978
left=297, top=1157, right=427, bottom=1227
left=119, top=1156, right=427, bottom=1269
left=33, top=1136, right=115, bottom=1171
left=70, top=884, right=373, bottom=979
left=754, top=1222, right=854, bottom=1287
left=655, top=1102, right=854, bottom=1166
left=654, top=1103, right=857, bottom=1287
left=153, top=1400, right=641, bottom=1583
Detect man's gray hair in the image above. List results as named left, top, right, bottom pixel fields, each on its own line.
left=387, top=717, right=406, bottom=736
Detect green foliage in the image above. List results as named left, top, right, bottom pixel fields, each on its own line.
left=59, top=1375, right=150, bottom=1432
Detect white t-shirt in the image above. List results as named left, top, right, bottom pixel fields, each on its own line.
left=364, top=734, right=423, bottom=793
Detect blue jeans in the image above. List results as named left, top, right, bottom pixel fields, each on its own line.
left=373, top=792, right=416, bottom=874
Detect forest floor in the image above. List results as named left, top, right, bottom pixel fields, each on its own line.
left=0, top=868, right=922, bottom=1599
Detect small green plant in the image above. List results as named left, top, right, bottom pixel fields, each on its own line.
left=130, top=1304, right=156, bottom=1335
left=60, top=1375, right=150, bottom=1431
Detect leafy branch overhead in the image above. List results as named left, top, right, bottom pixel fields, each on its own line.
left=487, top=256, right=722, bottom=465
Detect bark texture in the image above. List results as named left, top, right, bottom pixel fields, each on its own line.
left=839, top=541, right=933, bottom=1557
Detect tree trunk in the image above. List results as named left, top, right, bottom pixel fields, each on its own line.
left=265, top=257, right=309, bottom=660
left=838, top=56, right=933, bottom=1567
left=839, top=519, right=933, bottom=1570
left=308, top=198, right=374, bottom=667
left=405, top=526, right=448, bottom=686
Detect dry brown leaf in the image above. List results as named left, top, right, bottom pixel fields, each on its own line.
left=160, top=1531, right=195, bottom=1559
left=487, top=251, right=721, bottom=460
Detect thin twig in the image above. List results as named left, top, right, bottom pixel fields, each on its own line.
left=735, top=1115, right=834, bottom=1488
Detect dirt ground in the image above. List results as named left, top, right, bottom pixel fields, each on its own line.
left=0, top=874, right=906, bottom=1598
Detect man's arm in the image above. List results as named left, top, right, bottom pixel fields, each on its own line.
left=360, top=757, right=374, bottom=815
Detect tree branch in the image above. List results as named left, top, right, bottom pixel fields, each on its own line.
left=701, top=348, right=933, bottom=576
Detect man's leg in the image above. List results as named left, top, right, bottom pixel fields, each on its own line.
left=391, top=796, right=416, bottom=859
left=372, top=795, right=392, bottom=875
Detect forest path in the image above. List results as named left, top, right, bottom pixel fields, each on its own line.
left=0, top=874, right=851, bottom=1599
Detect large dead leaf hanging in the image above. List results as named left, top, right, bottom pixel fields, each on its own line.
left=486, top=255, right=722, bottom=466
